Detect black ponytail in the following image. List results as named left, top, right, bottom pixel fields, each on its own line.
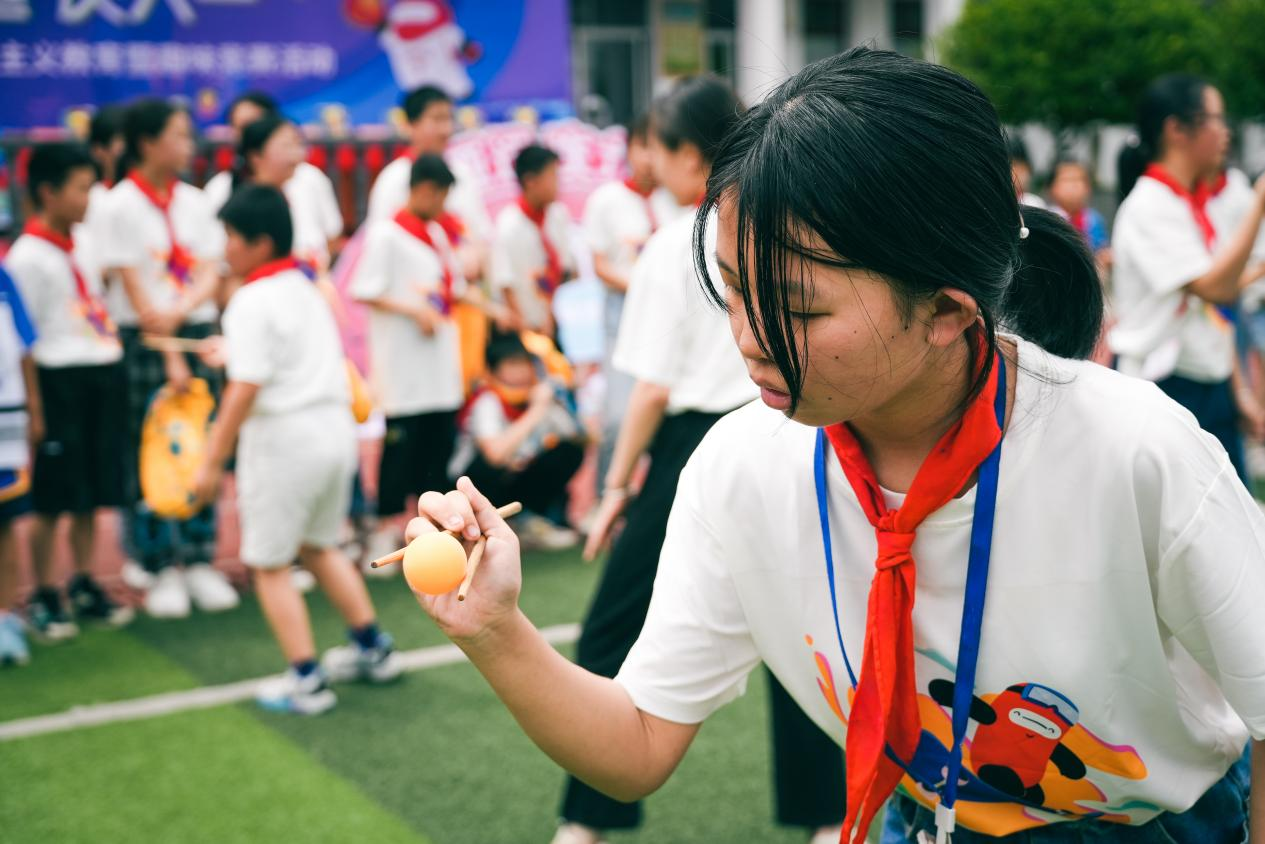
left=118, top=98, right=180, bottom=180
left=1117, top=73, right=1209, bottom=200
left=1004, top=206, right=1102, bottom=360
left=696, top=47, right=1104, bottom=413
left=232, top=114, right=287, bottom=192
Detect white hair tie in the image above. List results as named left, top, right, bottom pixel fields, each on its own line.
left=1019, top=225, right=1030, bottom=240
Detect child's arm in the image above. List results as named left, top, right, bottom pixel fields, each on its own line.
left=475, top=382, right=556, bottom=467
left=358, top=295, right=441, bottom=337
left=592, top=253, right=630, bottom=294
left=498, top=288, right=526, bottom=332
left=20, top=355, right=42, bottom=450
left=191, top=380, right=260, bottom=508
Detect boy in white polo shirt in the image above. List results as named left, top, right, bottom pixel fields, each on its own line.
left=352, top=154, right=467, bottom=565
left=492, top=145, right=574, bottom=336
left=6, top=143, right=132, bottom=635
left=193, top=185, right=400, bottom=714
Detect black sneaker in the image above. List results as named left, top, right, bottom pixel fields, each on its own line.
left=68, top=575, right=135, bottom=628
left=28, top=588, right=79, bottom=642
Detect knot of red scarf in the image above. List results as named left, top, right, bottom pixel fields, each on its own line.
left=22, top=218, right=116, bottom=339
left=1142, top=164, right=1227, bottom=252
left=874, top=529, right=916, bottom=570
left=242, top=256, right=299, bottom=285
left=393, top=209, right=455, bottom=316
left=823, top=338, right=1003, bottom=844
left=623, top=178, right=657, bottom=232
left=128, top=172, right=195, bottom=288
left=517, top=196, right=562, bottom=296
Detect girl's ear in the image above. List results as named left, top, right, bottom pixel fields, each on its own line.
left=925, top=288, right=980, bottom=350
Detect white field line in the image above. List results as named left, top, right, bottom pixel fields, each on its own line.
left=0, top=623, right=580, bottom=743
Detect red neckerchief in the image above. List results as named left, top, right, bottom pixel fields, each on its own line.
left=391, top=1, right=454, bottom=40
left=516, top=196, right=563, bottom=297
left=242, top=256, right=299, bottom=285
left=128, top=171, right=195, bottom=288
left=457, top=380, right=531, bottom=428
left=393, top=208, right=455, bottom=316
left=824, top=336, right=1003, bottom=844
left=1143, top=163, right=1219, bottom=251
left=623, top=177, right=657, bottom=232
left=436, top=210, right=465, bottom=246
left=22, top=218, right=116, bottom=339
left=1068, top=208, right=1088, bottom=238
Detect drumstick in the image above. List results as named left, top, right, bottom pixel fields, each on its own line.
left=456, top=536, right=487, bottom=602
left=369, top=501, right=523, bottom=567
left=142, top=335, right=205, bottom=353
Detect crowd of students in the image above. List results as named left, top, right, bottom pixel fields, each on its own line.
left=2, top=50, right=1265, bottom=844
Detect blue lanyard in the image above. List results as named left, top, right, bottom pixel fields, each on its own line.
left=813, top=356, right=1006, bottom=814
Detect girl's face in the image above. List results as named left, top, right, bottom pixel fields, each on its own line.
left=714, top=199, right=976, bottom=428
left=1186, top=87, right=1230, bottom=176
left=1049, top=164, right=1090, bottom=212
left=626, top=135, right=656, bottom=186
left=145, top=110, right=194, bottom=174
left=649, top=133, right=704, bottom=206
left=250, top=123, right=304, bottom=187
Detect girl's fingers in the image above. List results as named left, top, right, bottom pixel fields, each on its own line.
left=418, top=489, right=466, bottom=535
left=456, top=476, right=515, bottom=541
left=404, top=516, right=438, bottom=543
left=443, top=489, right=481, bottom=540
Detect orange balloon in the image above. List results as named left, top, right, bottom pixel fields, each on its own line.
left=403, top=533, right=468, bottom=595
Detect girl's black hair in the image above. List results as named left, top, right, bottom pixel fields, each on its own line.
left=1117, top=73, right=1211, bottom=200
left=119, top=98, right=183, bottom=178
left=695, top=46, right=1102, bottom=413
left=232, top=114, right=289, bottom=191
left=651, top=75, right=744, bottom=164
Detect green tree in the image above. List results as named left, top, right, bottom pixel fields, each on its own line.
left=943, top=0, right=1218, bottom=131
left=1213, top=0, right=1265, bottom=119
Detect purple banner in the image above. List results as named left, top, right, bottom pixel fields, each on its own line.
left=0, top=0, right=572, bottom=131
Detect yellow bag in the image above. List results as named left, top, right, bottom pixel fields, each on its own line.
left=346, top=358, right=373, bottom=424
left=140, top=378, right=215, bottom=520
left=520, top=330, right=574, bottom=388
left=453, top=300, right=488, bottom=397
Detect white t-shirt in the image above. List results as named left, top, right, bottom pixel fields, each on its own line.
left=5, top=234, right=122, bottom=368
left=350, top=216, right=465, bottom=418
left=100, top=178, right=223, bottom=326
left=223, top=266, right=349, bottom=421
left=617, top=337, right=1265, bottom=835
left=0, top=268, right=35, bottom=471
left=611, top=213, right=757, bottom=415
left=583, top=181, right=681, bottom=280
left=1213, top=169, right=1265, bottom=311
left=366, top=155, right=493, bottom=246
left=73, top=182, right=114, bottom=286
left=204, top=165, right=339, bottom=274
left=491, top=201, right=576, bottom=332
left=1110, top=175, right=1247, bottom=382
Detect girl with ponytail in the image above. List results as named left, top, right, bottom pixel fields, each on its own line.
left=1111, top=74, right=1265, bottom=484
left=402, top=49, right=1265, bottom=844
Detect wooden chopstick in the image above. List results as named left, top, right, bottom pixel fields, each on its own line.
left=369, top=501, right=523, bottom=568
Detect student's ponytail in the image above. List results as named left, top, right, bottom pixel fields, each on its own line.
left=1002, top=206, right=1102, bottom=360
left=1117, top=73, right=1210, bottom=201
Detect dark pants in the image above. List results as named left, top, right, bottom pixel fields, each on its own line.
left=377, top=410, right=458, bottom=518
left=882, top=746, right=1251, bottom=843
left=561, top=410, right=846, bottom=831
left=119, top=325, right=221, bottom=572
left=464, top=440, right=584, bottom=518
left=1156, top=374, right=1249, bottom=485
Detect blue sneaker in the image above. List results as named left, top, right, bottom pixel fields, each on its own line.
left=255, top=668, right=337, bottom=715
left=321, top=632, right=402, bottom=684
left=0, top=610, right=31, bottom=666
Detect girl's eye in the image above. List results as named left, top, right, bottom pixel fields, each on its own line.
left=788, top=311, right=820, bottom=320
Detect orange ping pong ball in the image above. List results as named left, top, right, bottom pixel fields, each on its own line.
left=403, top=532, right=468, bottom=595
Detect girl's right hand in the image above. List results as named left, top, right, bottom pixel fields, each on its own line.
left=406, top=476, right=523, bottom=645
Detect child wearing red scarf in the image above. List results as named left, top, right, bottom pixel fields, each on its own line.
left=6, top=143, right=131, bottom=637
left=491, top=144, right=574, bottom=336
left=407, top=52, right=1265, bottom=844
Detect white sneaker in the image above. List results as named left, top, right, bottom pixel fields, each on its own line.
left=120, top=559, right=156, bottom=591
left=363, top=528, right=402, bottom=578
left=809, top=825, right=844, bottom=844
left=549, top=824, right=607, bottom=844
left=321, top=634, right=402, bottom=684
left=516, top=514, right=580, bottom=552
left=255, top=669, right=337, bottom=715
left=145, top=568, right=191, bottom=619
left=184, top=564, right=240, bottom=613
left=290, top=566, right=317, bottom=593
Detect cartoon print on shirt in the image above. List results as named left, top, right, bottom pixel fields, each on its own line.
left=804, top=636, right=1150, bottom=835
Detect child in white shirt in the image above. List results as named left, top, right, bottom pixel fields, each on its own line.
left=491, top=144, right=575, bottom=336
left=194, top=185, right=401, bottom=714
left=6, top=143, right=132, bottom=635
left=352, top=154, right=469, bottom=563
